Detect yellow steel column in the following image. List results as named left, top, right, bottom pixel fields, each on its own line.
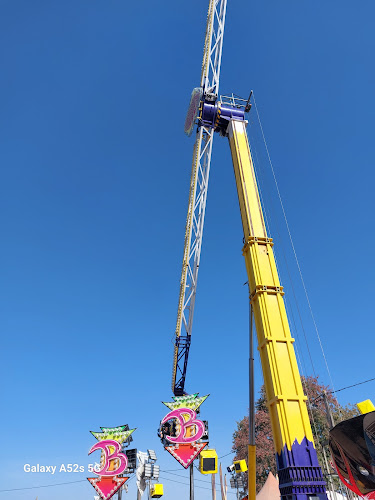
left=227, top=118, right=314, bottom=456
left=248, top=444, right=256, bottom=500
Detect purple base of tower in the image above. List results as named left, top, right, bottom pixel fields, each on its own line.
left=276, top=437, right=328, bottom=500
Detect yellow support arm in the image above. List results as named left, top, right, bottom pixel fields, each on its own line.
left=227, top=119, right=326, bottom=500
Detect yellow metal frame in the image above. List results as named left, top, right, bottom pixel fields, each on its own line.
left=357, top=399, right=375, bottom=414
left=228, top=119, right=314, bottom=454
left=248, top=444, right=256, bottom=500
left=234, top=459, right=248, bottom=473
left=200, top=449, right=218, bottom=474
left=151, top=483, right=164, bottom=498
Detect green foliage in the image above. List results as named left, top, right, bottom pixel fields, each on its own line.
left=232, top=376, right=359, bottom=491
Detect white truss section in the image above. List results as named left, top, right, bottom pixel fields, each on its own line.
left=172, top=0, right=228, bottom=393
left=201, top=0, right=228, bottom=93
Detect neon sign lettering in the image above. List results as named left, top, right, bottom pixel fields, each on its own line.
left=161, top=393, right=209, bottom=469
left=87, top=425, right=135, bottom=500
left=161, top=408, right=204, bottom=443
left=88, top=439, right=127, bottom=476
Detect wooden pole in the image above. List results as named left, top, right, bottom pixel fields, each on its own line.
left=220, top=463, right=226, bottom=500
left=212, top=473, right=217, bottom=500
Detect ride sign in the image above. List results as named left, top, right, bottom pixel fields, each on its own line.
left=160, top=393, right=209, bottom=468
left=87, top=425, right=135, bottom=500
left=161, top=408, right=205, bottom=443
left=88, top=440, right=127, bottom=476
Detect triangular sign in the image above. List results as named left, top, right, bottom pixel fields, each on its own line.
left=165, top=442, right=207, bottom=468
left=87, top=476, right=128, bottom=500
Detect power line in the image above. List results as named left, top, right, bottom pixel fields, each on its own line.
left=218, top=451, right=236, bottom=459
left=162, top=467, right=189, bottom=472
left=332, top=377, right=375, bottom=394
left=162, top=469, right=216, bottom=485
left=0, top=479, right=87, bottom=493
left=0, top=460, right=247, bottom=496
left=253, top=93, right=336, bottom=394
left=310, top=377, right=375, bottom=402
left=159, top=474, right=236, bottom=495
left=0, top=473, right=136, bottom=494
left=162, top=450, right=235, bottom=470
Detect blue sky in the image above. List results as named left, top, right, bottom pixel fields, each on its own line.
left=1, top=0, right=374, bottom=499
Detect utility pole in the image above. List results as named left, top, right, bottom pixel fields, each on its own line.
left=322, top=391, right=335, bottom=429
left=190, top=463, right=194, bottom=500
left=321, top=391, right=357, bottom=500
left=212, top=473, right=217, bottom=500
left=248, top=302, right=256, bottom=500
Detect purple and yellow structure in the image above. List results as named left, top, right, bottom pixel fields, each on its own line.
left=198, top=97, right=327, bottom=500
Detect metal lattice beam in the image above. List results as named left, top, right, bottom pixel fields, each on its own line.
left=172, top=0, right=228, bottom=395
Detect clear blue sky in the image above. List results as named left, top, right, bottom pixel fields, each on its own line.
left=1, top=1, right=374, bottom=499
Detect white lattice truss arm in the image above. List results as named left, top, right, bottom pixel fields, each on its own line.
left=172, top=0, right=228, bottom=394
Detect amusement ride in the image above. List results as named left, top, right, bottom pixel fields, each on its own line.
left=169, top=1, right=327, bottom=499
left=165, top=1, right=375, bottom=500
left=86, top=1, right=375, bottom=499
